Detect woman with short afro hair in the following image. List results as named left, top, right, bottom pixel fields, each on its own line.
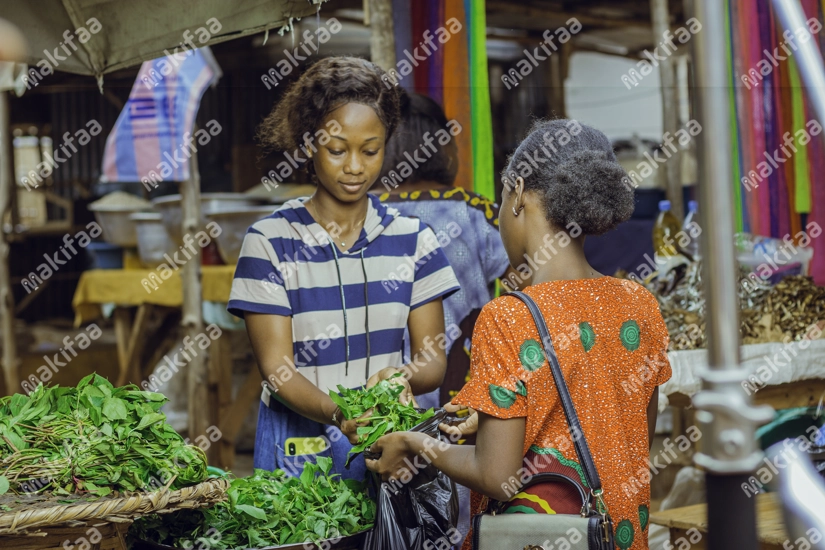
left=229, top=57, right=460, bottom=481
left=367, top=119, right=671, bottom=550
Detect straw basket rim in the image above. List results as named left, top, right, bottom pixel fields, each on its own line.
left=0, top=478, right=229, bottom=536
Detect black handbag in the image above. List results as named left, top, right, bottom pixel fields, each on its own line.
left=471, top=291, right=615, bottom=550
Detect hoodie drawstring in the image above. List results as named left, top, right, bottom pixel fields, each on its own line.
left=329, top=245, right=371, bottom=383
left=360, top=248, right=371, bottom=381
left=330, top=245, right=350, bottom=376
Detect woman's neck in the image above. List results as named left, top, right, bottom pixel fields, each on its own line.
left=522, top=226, right=601, bottom=285
left=309, top=188, right=370, bottom=233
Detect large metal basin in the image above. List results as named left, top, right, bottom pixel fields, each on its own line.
left=152, top=193, right=267, bottom=244
left=89, top=205, right=147, bottom=247
left=206, top=205, right=277, bottom=264
left=130, top=212, right=173, bottom=268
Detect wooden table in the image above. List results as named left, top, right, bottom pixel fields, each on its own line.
left=650, top=492, right=789, bottom=549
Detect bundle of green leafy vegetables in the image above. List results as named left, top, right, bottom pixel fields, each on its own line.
left=130, top=457, right=376, bottom=549
left=0, top=374, right=207, bottom=497
left=329, top=373, right=435, bottom=464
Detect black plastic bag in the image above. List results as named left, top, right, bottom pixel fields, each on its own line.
left=362, top=409, right=460, bottom=550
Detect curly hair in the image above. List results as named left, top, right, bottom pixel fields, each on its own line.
left=502, top=119, right=634, bottom=236
left=257, top=57, right=401, bottom=158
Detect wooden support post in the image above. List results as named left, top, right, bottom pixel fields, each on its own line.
left=549, top=49, right=567, bottom=118
left=651, top=0, right=683, bottom=221
left=0, top=91, right=20, bottom=395
left=181, top=149, right=208, bottom=446
left=367, top=0, right=396, bottom=71
left=113, top=307, right=132, bottom=385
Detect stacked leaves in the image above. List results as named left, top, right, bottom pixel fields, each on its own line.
left=0, top=374, right=207, bottom=497
left=130, top=458, right=376, bottom=548
left=329, top=373, right=435, bottom=464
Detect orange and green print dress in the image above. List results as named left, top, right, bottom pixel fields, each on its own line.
left=454, top=277, right=672, bottom=550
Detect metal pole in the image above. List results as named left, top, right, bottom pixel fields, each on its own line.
left=771, top=0, right=825, bottom=124
left=688, top=1, right=775, bottom=549
left=0, top=91, right=19, bottom=395
left=651, top=0, right=684, bottom=221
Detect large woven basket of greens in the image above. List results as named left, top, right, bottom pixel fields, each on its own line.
left=0, top=375, right=228, bottom=535
left=130, top=458, right=375, bottom=550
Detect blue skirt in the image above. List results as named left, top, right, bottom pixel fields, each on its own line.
left=252, top=399, right=366, bottom=481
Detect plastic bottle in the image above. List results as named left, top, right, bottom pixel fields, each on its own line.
left=682, top=200, right=700, bottom=259
left=652, top=200, right=682, bottom=258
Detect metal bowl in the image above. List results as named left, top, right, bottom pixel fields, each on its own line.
left=88, top=204, right=150, bottom=247
left=206, top=205, right=277, bottom=264
left=130, top=212, right=173, bottom=268
left=152, top=193, right=268, bottom=245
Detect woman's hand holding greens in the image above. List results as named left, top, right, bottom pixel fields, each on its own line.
left=366, top=367, right=418, bottom=407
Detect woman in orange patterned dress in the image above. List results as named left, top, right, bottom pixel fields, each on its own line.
left=365, top=120, right=672, bottom=550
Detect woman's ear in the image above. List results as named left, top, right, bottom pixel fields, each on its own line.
left=513, top=176, right=526, bottom=213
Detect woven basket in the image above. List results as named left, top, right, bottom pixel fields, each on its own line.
left=0, top=478, right=229, bottom=549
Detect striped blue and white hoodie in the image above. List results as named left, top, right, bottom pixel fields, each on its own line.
left=228, top=193, right=460, bottom=406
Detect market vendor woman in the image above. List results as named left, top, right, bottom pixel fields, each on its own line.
left=228, top=57, right=460, bottom=480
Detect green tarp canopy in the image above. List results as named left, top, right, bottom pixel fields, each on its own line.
left=1, top=0, right=324, bottom=76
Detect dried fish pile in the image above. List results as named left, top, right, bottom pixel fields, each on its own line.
left=616, top=263, right=824, bottom=350
left=740, top=275, right=825, bottom=344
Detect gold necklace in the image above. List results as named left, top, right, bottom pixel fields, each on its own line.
left=308, top=198, right=366, bottom=248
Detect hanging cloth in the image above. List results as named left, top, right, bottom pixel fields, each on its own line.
left=727, top=0, right=747, bottom=233
left=467, top=0, right=495, bottom=201
left=443, top=0, right=474, bottom=193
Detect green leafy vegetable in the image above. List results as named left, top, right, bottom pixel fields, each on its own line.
left=0, top=374, right=208, bottom=497
left=130, top=457, right=376, bottom=549
left=330, top=373, right=435, bottom=465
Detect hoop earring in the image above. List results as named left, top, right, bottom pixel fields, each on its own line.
left=512, top=206, right=520, bottom=217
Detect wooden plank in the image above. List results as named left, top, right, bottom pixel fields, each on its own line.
left=651, top=492, right=789, bottom=546
left=752, top=379, right=825, bottom=410
left=218, top=368, right=263, bottom=451
left=669, top=378, right=825, bottom=411
left=112, top=308, right=132, bottom=387
left=210, top=333, right=234, bottom=469
left=120, top=304, right=153, bottom=386
left=0, top=92, right=20, bottom=396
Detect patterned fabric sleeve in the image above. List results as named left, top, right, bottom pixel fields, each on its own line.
left=469, top=202, right=511, bottom=284
left=410, top=222, right=461, bottom=309
left=453, top=304, right=528, bottom=418
left=227, top=228, right=292, bottom=318
left=644, top=292, right=672, bottom=388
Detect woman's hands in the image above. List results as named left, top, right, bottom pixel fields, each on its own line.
left=438, top=402, right=478, bottom=438
left=366, top=366, right=418, bottom=407
left=338, top=409, right=373, bottom=445
left=364, top=431, right=431, bottom=482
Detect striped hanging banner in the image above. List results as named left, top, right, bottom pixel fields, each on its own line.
left=102, top=48, right=219, bottom=185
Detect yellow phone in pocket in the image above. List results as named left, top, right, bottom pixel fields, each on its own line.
left=285, top=436, right=329, bottom=456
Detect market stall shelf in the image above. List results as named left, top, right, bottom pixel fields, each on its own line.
left=649, top=492, right=789, bottom=549
left=660, top=339, right=825, bottom=412
left=0, top=478, right=229, bottom=550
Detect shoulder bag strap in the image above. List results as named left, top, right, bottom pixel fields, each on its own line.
left=508, top=291, right=604, bottom=497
